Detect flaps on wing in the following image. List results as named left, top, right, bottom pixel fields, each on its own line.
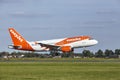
left=38, top=43, right=73, bottom=52
left=38, top=43, right=60, bottom=50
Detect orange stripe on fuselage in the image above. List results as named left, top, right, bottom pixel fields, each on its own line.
left=55, top=36, right=90, bottom=46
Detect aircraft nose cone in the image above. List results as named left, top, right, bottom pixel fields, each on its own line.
left=93, top=40, right=98, bottom=45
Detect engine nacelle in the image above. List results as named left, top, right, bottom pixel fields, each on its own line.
left=61, top=46, right=72, bottom=52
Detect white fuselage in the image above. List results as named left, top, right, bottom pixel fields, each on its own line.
left=28, top=38, right=98, bottom=51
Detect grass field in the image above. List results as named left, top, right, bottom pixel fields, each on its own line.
left=0, top=59, right=120, bottom=80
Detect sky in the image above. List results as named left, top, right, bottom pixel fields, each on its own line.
left=0, top=0, right=120, bottom=53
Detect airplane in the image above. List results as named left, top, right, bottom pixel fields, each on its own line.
left=8, top=28, right=98, bottom=53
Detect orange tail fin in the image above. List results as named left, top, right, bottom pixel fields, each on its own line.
left=9, top=28, right=26, bottom=46
left=8, top=28, right=34, bottom=51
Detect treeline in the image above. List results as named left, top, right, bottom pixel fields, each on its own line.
left=0, top=49, right=120, bottom=58
left=82, top=49, right=120, bottom=58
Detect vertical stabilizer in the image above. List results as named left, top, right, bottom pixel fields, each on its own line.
left=8, top=28, right=34, bottom=51
left=9, top=28, right=26, bottom=46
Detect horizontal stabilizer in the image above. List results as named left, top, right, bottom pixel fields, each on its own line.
left=8, top=45, right=22, bottom=49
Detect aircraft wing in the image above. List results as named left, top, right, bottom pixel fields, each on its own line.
left=38, top=43, right=60, bottom=50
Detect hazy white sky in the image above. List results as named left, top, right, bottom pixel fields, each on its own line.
left=0, top=0, right=120, bottom=52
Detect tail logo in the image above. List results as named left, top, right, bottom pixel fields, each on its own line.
left=10, top=29, right=23, bottom=42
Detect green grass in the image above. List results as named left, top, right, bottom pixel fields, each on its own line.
left=0, top=61, right=120, bottom=80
